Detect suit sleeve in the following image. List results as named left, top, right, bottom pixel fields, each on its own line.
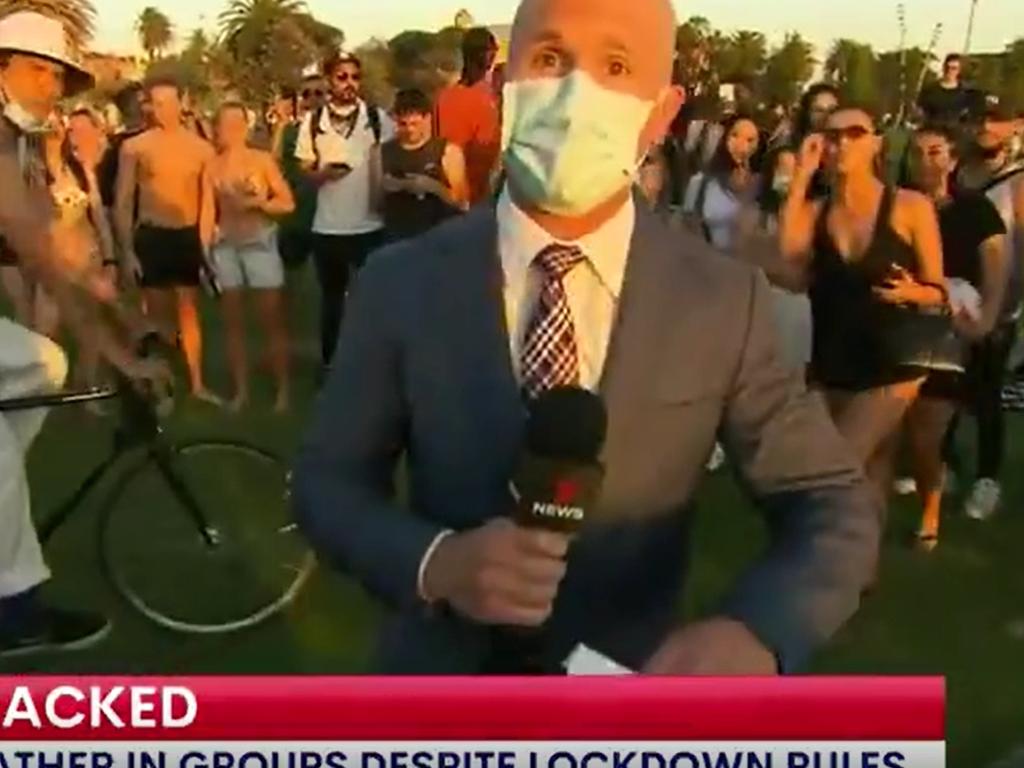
left=717, top=270, right=881, bottom=672
left=292, top=254, right=446, bottom=608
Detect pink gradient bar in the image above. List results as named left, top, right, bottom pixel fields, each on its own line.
left=0, top=676, right=945, bottom=741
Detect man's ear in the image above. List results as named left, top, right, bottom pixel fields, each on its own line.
left=640, top=85, right=686, bottom=152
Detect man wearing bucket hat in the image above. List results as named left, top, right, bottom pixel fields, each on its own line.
left=0, top=10, right=168, bottom=657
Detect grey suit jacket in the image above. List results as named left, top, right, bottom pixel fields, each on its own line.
left=293, top=200, right=881, bottom=674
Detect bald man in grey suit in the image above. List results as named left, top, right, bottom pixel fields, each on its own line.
left=294, top=0, right=880, bottom=675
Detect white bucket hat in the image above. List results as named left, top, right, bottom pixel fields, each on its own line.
left=0, top=11, right=94, bottom=96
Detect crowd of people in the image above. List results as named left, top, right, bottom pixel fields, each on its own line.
left=644, top=63, right=1024, bottom=550
left=0, top=0, right=1022, bottom=695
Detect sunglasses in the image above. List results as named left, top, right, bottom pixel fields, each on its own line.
left=302, top=89, right=325, bottom=99
left=334, top=73, right=361, bottom=84
left=823, top=125, right=873, bottom=144
left=979, top=144, right=1004, bottom=160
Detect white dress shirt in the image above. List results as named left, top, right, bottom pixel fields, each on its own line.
left=417, top=188, right=637, bottom=601
left=497, top=187, right=636, bottom=390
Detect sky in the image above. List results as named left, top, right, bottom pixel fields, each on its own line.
left=92, top=0, right=1020, bottom=59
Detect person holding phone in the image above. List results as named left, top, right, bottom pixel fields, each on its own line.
left=295, top=52, right=395, bottom=371
left=381, top=89, right=469, bottom=243
left=779, top=104, right=949, bottom=515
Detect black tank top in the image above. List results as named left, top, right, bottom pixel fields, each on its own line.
left=382, top=137, right=457, bottom=241
left=809, top=186, right=925, bottom=390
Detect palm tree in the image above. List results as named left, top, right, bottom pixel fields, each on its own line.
left=825, top=39, right=861, bottom=84
left=219, top=0, right=305, bottom=47
left=729, top=30, right=767, bottom=81
left=218, top=0, right=319, bottom=103
left=0, top=0, right=97, bottom=49
left=136, top=6, right=173, bottom=63
left=826, top=38, right=879, bottom=107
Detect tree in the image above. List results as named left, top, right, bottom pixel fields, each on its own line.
left=0, top=0, right=96, bottom=49
left=220, top=0, right=305, bottom=46
left=218, top=0, right=340, bottom=103
left=136, top=6, right=173, bottom=62
left=151, top=28, right=220, bottom=104
left=1001, top=38, right=1024, bottom=114
left=356, top=38, right=394, bottom=108
left=718, top=30, right=767, bottom=85
left=877, top=47, right=932, bottom=120
left=761, top=33, right=816, bottom=107
left=826, top=39, right=879, bottom=110
left=675, top=16, right=716, bottom=97
left=388, top=29, right=440, bottom=92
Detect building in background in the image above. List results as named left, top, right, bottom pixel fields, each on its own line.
left=82, top=51, right=144, bottom=91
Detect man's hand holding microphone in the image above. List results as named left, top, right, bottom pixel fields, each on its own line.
left=420, top=387, right=778, bottom=676
left=422, top=519, right=570, bottom=628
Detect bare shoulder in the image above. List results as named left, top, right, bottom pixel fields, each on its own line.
left=894, top=187, right=935, bottom=221
left=122, top=130, right=151, bottom=154
left=191, top=134, right=215, bottom=158
left=895, top=187, right=931, bottom=210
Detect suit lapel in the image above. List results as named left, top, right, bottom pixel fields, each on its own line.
left=600, top=205, right=679, bottom=399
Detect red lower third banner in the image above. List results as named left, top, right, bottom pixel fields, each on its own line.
left=0, top=677, right=945, bottom=767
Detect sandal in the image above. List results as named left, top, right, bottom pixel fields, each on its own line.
left=914, top=532, right=939, bottom=553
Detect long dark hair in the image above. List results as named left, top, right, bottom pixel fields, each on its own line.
left=794, top=82, right=839, bottom=144
left=705, top=113, right=761, bottom=186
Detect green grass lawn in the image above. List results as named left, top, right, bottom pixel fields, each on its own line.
left=2, top=266, right=1022, bottom=766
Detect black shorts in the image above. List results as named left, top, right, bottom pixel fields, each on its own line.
left=920, top=370, right=966, bottom=403
left=135, top=224, right=204, bottom=288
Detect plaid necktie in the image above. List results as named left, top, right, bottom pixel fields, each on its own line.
left=520, top=244, right=588, bottom=400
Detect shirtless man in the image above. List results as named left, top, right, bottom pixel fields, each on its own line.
left=116, top=76, right=219, bottom=404
left=209, top=102, right=295, bottom=413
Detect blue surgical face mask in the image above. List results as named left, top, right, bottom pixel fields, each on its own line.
left=501, top=70, right=655, bottom=216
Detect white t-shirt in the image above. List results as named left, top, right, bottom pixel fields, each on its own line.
left=295, top=101, right=396, bottom=236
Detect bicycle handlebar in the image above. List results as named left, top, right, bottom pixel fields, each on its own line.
left=0, top=387, right=119, bottom=412
left=0, top=332, right=170, bottom=415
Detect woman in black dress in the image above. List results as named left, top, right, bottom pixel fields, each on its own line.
left=779, top=105, right=950, bottom=508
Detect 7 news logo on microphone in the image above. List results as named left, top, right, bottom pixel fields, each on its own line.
left=532, top=479, right=585, bottom=525
left=510, top=458, right=603, bottom=534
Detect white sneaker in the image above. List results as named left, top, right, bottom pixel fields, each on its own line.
left=964, top=479, right=1001, bottom=521
left=706, top=443, right=726, bottom=472
left=893, top=477, right=917, bottom=496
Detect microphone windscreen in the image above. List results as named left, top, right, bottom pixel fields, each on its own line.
left=526, top=387, right=608, bottom=463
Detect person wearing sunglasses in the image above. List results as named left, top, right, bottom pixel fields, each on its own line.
left=943, top=106, right=1024, bottom=522
left=780, top=105, right=950, bottom=517
left=295, top=52, right=395, bottom=371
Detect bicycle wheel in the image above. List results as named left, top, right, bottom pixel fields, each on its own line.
left=99, top=440, right=315, bottom=634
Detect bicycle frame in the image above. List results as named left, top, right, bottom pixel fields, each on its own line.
left=2, top=384, right=217, bottom=549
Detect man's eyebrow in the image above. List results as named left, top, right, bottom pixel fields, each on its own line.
left=603, top=37, right=631, bottom=55
left=530, top=30, right=564, bottom=46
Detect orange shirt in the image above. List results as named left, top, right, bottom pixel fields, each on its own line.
left=435, top=80, right=501, bottom=205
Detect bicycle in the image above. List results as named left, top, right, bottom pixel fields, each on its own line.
left=0, top=366, right=315, bottom=635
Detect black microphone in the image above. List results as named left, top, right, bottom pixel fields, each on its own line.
left=511, top=386, right=607, bottom=533
left=483, top=386, right=608, bottom=674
